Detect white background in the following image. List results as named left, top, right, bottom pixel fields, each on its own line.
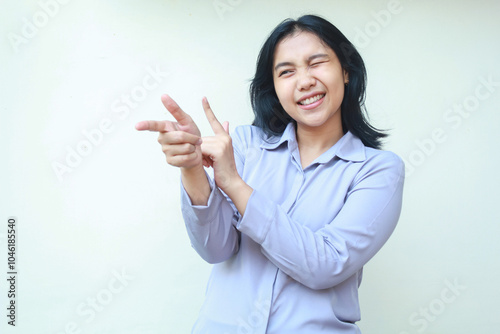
left=1, top=0, right=499, bottom=333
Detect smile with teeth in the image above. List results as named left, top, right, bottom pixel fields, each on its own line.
left=298, top=94, right=325, bottom=106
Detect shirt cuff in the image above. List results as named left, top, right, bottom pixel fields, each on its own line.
left=180, top=173, right=225, bottom=226
left=236, top=189, right=275, bottom=244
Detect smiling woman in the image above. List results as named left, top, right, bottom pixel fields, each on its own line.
left=137, top=14, right=405, bottom=334
left=272, top=31, right=347, bottom=167
left=251, top=15, right=386, bottom=150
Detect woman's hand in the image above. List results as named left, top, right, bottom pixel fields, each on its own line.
left=199, top=97, right=253, bottom=214
left=200, top=97, right=240, bottom=193
left=136, top=94, right=210, bottom=205
left=135, top=94, right=203, bottom=170
left=136, top=94, right=252, bottom=213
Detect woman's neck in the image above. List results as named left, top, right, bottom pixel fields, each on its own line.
left=295, top=122, right=344, bottom=168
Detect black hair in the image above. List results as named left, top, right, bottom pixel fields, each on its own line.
left=250, top=14, right=387, bottom=149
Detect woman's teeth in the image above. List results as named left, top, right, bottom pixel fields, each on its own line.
left=299, top=94, right=325, bottom=106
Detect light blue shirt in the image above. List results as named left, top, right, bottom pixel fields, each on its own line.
left=181, top=123, right=405, bottom=334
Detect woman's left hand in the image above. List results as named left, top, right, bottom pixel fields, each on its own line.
left=200, top=97, right=241, bottom=193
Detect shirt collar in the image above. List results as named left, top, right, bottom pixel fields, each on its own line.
left=259, top=122, right=366, bottom=163
left=260, top=122, right=297, bottom=150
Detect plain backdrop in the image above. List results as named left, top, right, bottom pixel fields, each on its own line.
left=1, top=0, right=499, bottom=333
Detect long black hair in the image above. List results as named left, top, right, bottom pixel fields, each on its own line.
left=250, top=14, right=387, bottom=149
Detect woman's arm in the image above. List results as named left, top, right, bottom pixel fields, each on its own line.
left=198, top=98, right=254, bottom=213
left=236, top=152, right=405, bottom=290
left=180, top=172, right=241, bottom=264
left=136, top=95, right=244, bottom=263
left=136, top=94, right=211, bottom=205
left=181, top=99, right=257, bottom=263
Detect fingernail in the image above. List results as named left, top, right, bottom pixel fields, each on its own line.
left=196, top=138, right=203, bottom=145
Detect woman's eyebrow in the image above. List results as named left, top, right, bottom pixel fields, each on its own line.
left=308, top=53, right=329, bottom=61
left=274, top=53, right=330, bottom=72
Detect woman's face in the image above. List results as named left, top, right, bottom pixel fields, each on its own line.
left=272, top=31, right=348, bottom=136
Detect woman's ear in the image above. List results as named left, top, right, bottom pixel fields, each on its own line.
left=343, top=70, right=349, bottom=85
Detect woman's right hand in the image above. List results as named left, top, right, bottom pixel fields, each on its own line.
left=135, top=94, right=204, bottom=170
left=136, top=94, right=252, bottom=209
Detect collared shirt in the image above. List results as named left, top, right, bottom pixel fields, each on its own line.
left=181, top=123, right=405, bottom=334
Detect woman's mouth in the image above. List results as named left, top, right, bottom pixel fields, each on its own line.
left=297, top=93, right=325, bottom=109
left=298, top=93, right=325, bottom=106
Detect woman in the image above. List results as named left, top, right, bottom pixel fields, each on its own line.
left=136, top=14, right=404, bottom=334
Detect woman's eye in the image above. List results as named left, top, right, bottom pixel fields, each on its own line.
left=311, top=61, right=325, bottom=67
left=279, top=70, right=292, bottom=77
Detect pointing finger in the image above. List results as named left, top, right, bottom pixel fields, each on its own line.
left=161, top=94, right=193, bottom=126
left=202, top=97, right=225, bottom=134
left=135, top=120, right=175, bottom=132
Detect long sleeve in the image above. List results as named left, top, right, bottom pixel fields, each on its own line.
left=179, top=128, right=249, bottom=264
left=236, top=151, right=405, bottom=290
left=180, top=173, right=241, bottom=264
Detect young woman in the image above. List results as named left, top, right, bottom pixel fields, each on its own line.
left=136, top=14, right=404, bottom=334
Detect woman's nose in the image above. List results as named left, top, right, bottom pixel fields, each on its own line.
left=296, top=70, right=316, bottom=91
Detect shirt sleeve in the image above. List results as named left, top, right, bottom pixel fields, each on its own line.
left=179, top=128, right=248, bottom=264
left=180, top=174, right=240, bottom=264
left=236, top=152, right=405, bottom=290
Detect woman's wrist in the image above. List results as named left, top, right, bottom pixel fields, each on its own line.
left=181, top=164, right=211, bottom=206
left=181, top=164, right=205, bottom=177
left=222, top=176, right=253, bottom=215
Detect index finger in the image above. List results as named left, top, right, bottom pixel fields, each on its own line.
left=135, top=120, right=176, bottom=132
left=202, top=97, right=225, bottom=134
left=161, top=94, right=193, bottom=126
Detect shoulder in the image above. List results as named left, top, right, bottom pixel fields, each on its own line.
left=231, top=125, right=277, bottom=150
left=364, top=147, right=404, bottom=168
left=232, top=124, right=267, bottom=138
left=340, top=132, right=404, bottom=174
left=357, top=147, right=406, bottom=185
left=231, top=124, right=262, bottom=139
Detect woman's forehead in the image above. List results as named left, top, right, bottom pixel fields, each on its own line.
left=274, top=31, right=334, bottom=61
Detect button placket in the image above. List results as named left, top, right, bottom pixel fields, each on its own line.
left=280, top=171, right=304, bottom=213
